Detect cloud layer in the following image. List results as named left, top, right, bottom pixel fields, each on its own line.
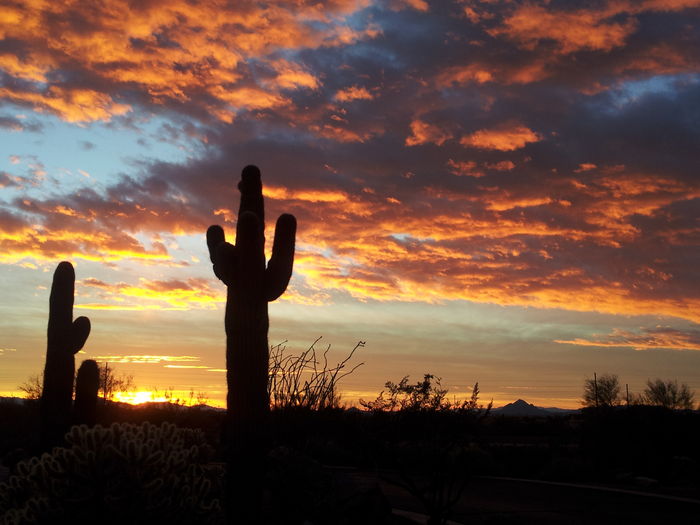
left=556, top=327, right=700, bottom=351
left=1, top=0, right=699, bottom=324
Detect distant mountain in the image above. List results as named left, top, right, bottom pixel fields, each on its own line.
left=492, top=399, right=578, bottom=417
left=0, top=396, right=225, bottom=412
left=0, top=396, right=28, bottom=405
left=132, top=401, right=225, bottom=412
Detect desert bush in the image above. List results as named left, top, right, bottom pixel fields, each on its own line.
left=268, top=338, right=364, bottom=410
left=582, top=373, right=621, bottom=408
left=360, top=374, right=449, bottom=412
left=640, top=378, right=695, bottom=410
left=0, top=422, right=222, bottom=525
left=16, top=376, right=42, bottom=401
left=98, top=362, right=135, bottom=403
left=361, top=374, right=491, bottom=416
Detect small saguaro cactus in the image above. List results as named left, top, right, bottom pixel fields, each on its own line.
left=74, top=359, right=100, bottom=426
left=207, top=165, right=296, bottom=523
left=40, top=261, right=91, bottom=450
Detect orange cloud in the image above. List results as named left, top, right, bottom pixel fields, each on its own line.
left=446, top=0, right=700, bottom=93
left=0, top=54, right=50, bottom=82
left=491, top=4, right=637, bottom=54
left=460, top=123, right=541, bottom=151
left=210, top=86, right=288, bottom=111
left=264, top=186, right=348, bottom=203
left=487, top=196, right=553, bottom=211
left=446, top=159, right=484, bottom=177
left=487, top=0, right=700, bottom=58
left=555, top=327, right=700, bottom=351
left=0, top=226, right=171, bottom=264
left=266, top=60, right=321, bottom=90
left=309, top=123, right=377, bottom=143
left=0, top=86, right=131, bottom=123
left=405, top=119, right=452, bottom=146
left=437, top=64, right=495, bottom=86
left=79, top=277, right=224, bottom=310
left=575, top=163, right=597, bottom=172
left=291, top=232, right=700, bottom=322
left=398, top=0, right=429, bottom=12
left=485, top=160, right=516, bottom=171
left=0, top=0, right=378, bottom=122
left=437, top=60, right=554, bottom=87
left=335, top=86, right=374, bottom=102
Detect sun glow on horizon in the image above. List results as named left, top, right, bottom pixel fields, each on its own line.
left=110, top=390, right=226, bottom=408
left=112, top=391, right=167, bottom=405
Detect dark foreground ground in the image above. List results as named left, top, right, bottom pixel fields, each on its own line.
left=2, top=400, right=699, bottom=523
left=366, top=473, right=700, bottom=524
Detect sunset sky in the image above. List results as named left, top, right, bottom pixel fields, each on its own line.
left=1, top=0, right=699, bottom=408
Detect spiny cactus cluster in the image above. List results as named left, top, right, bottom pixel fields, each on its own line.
left=0, top=422, right=222, bottom=525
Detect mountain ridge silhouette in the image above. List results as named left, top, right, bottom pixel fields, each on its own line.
left=492, top=398, right=579, bottom=417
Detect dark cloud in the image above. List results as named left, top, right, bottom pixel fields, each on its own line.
left=0, top=172, right=19, bottom=189
left=0, top=115, right=43, bottom=132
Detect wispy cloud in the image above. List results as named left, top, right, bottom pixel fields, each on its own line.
left=555, top=327, right=700, bottom=351
left=91, top=355, right=201, bottom=364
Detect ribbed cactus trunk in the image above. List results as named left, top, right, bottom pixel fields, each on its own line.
left=207, top=165, right=296, bottom=524
left=40, top=262, right=91, bottom=450
left=74, top=359, right=100, bottom=426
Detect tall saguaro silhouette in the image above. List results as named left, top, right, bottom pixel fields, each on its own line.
left=40, top=261, right=91, bottom=450
left=207, top=165, right=296, bottom=523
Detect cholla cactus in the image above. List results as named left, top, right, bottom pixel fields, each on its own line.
left=40, top=262, right=91, bottom=450
left=0, top=422, right=222, bottom=524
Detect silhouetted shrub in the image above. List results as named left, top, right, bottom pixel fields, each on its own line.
left=268, top=338, right=364, bottom=410
left=361, top=374, right=450, bottom=412
left=360, top=374, right=491, bottom=419
left=582, top=373, right=621, bottom=408
left=640, top=378, right=695, bottom=409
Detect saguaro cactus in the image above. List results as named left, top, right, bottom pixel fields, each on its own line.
left=207, top=165, right=296, bottom=523
left=40, top=261, right=91, bottom=450
left=74, top=359, right=100, bottom=426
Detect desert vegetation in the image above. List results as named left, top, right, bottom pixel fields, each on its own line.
left=582, top=372, right=697, bottom=410
left=268, top=338, right=365, bottom=411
